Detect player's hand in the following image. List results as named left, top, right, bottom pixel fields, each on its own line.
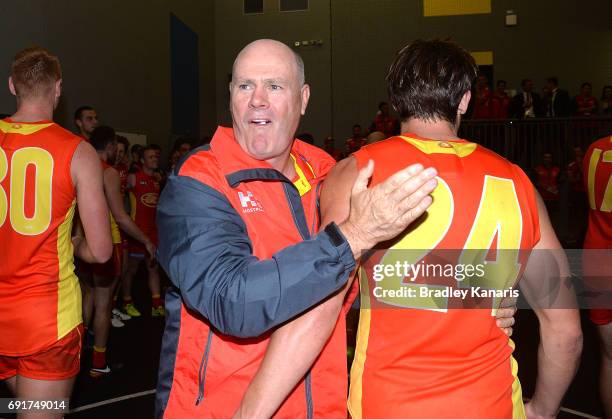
left=495, top=304, right=517, bottom=337
left=340, top=160, right=437, bottom=258
left=524, top=401, right=556, bottom=419
left=144, top=240, right=157, bottom=261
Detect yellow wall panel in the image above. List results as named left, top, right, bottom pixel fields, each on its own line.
left=470, top=51, right=494, bottom=66
left=424, top=0, right=491, bottom=17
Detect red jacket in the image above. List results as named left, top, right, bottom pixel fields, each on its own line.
left=155, top=127, right=356, bottom=418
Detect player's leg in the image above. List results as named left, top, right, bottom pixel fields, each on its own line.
left=14, top=376, right=74, bottom=419
left=90, top=273, right=114, bottom=376
left=597, top=321, right=612, bottom=418
left=122, top=254, right=142, bottom=317
left=148, top=259, right=164, bottom=317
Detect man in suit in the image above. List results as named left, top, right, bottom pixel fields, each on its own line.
left=510, top=78, right=543, bottom=119
left=545, top=77, right=571, bottom=117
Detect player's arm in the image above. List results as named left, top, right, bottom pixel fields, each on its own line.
left=104, top=167, right=156, bottom=258
left=71, top=141, right=112, bottom=263
left=234, top=157, right=360, bottom=419
left=521, top=191, right=583, bottom=419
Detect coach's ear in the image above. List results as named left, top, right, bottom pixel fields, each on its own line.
left=458, top=91, right=471, bottom=115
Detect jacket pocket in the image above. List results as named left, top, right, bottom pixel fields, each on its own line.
left=195, top=329, right=214, bottom=405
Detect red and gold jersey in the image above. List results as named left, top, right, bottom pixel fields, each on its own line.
left=0, top=119, right=82, bottom=356
left=129, top=170, right=159, bottom=236
left=349, top=135, right=540, bottom=419
left=583, top=136, right=612, bottom=249
left=114, top=162, right=129, bottom=198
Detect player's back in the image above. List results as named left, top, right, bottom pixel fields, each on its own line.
left=348, top=134, right=540, bottom=419
left=0, top=118, right=82, bottom=356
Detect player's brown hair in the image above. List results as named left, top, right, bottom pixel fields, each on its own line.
left=387, top=39, right=477, bottom=124
left=11, top=46, right=62, bottom=99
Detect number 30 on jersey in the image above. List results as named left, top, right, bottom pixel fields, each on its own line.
left=0, top=147, right=54, bottom=235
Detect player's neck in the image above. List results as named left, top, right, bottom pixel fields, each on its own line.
left=142, top=166, right=155, bottom=176
left=400, top=118, right=460, bottom=141
left=11, top=101, right=53, bottom=122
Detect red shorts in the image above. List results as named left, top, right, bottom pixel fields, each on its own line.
left=91, top=244, right=122, bottom=277
left=0, top=325, right=83, bottom=380
left=128, top=230, right=157, bottom=258
left=590, top=309, right=612, bottom=326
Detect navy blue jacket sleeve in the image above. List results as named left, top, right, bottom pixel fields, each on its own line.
left=156, top=174, right=356, bottom=338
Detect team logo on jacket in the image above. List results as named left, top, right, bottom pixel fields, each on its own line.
left=238, top=191, right=264, bottom=213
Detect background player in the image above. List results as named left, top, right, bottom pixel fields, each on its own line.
left=122, top=145, right=163, bottom=317
left=582, top=135, right=612, bottom=417
left=234, top=39, right=582, bottom=419
left=83, top=126, right=156, bottom=377
left=74, top=105, right=98, bottom=141
left=0, top=47, right=111, bottom=416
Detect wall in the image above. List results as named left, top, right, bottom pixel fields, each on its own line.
left=216, top=0, right=612, bottom=144
left=0, top=0, right=216, bottom=159
left=214, top=0, right=333, bottom=142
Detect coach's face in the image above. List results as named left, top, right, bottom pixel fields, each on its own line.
left=230, top=40, right=310, bottom=172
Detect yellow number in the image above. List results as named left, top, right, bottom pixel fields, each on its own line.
left=588, top=149, right=611, bottom=212
left=0, top=149, right=7, bottom=227
left=0, top=147, right=54, bottom=235
left=369, top=175, right=522, bottom=313
left=374, top=177, right=453, bottom=311
left=458, top=176, right=522, bottom=313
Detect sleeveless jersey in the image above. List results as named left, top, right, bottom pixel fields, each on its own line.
left=129, top=170, right=159, bottom=236
left=0, top=119, right=82, bottom=356
left=583, top=136, right=612, bottom=249
left=349, top=134, right=540, bottom=419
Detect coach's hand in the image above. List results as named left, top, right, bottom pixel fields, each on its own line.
left=340, top=160, right=437, bottom=259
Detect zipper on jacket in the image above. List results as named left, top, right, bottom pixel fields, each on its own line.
left=195, top=329, right=214, bottom=405
left=305, top=370, right=314, bottom=419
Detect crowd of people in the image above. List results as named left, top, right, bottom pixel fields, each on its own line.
left=0, top=39, right=609, bottom=419
left=471, top=76, right=612, bottom=119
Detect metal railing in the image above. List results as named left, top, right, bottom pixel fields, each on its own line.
left=459, top=116, right=612, bottom=170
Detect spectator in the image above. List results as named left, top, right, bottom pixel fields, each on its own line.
left=600, top=85, right=612, bottom=115
left=172, top=137, right=193, bottom=158
left=369, top=102, right=399, bottom=138
left=471, top=75, right=492, bottom=119
left=545, top=77, right=571, bottom=117
left=573, top=82, right=599, bottom=116
left=490, top=80, right=511, bottom=119
left=533, top=152, right=561, bottom=219
left=323, top=136, right=342, bottom=161
left=564, top=146, right=587, bottom=246
left=509, top=79, right=542, bottom=118
left=345, top=124, right=367, bottom=155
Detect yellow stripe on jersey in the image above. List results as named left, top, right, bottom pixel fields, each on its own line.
left=109, top=212, right=121, bottom=244
left=56, top=199, right=81, bottom=340
left=508, top=339, right=526, bottom=419
left=400, top=136, right=477, bottom=157
left=0, top=120, right=54, bottom=135
left=290, top=153, right=313, bottom=197
left=348, top=267, right=372, bottom=419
